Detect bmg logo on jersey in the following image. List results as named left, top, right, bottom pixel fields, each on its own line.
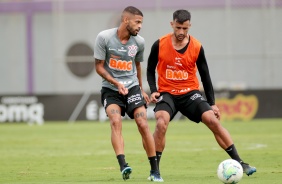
left=166, top=69, right=188, bottom=80
left=128, top=45, right=138, bottom=57
left=109, top=58, right=132, bottom=71
left=127, top=94, right=142, bottom=104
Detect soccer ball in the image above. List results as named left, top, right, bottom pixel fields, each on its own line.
left=217, top=159, right=243, bottom=184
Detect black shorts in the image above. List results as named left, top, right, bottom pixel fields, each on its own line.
left=154, top=90, right=212, bottom=123
left=101, top=85, right=146, bottom=119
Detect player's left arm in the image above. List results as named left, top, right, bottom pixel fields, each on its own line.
left=135, top=40, right=150, bottom=104
left=196, top=46, right=220, bottom=120
left=136, top=61, right=150, bottom=104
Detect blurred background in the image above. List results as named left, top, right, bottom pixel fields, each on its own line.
left=0, top=0, right=281, bottom=124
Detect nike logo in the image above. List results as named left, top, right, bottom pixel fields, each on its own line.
left=226, top=148, right=233, bottom=152
left=157, top=96, right=163, bottom=102
left=135, top=101, right=142, bottom=105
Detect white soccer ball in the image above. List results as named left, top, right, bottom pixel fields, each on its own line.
left=217, top=159, right=243, bottom=184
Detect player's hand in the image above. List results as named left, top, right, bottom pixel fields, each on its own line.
left=150, top=92, right=160, bottom=103
left=211, top=105, right=221, bottom=120
left=141, top=90, right=150, bottom=105
left=117, top=83, right=128, bottom=95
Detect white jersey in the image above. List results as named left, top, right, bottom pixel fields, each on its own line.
left=94, top=27, right=145, bottom=91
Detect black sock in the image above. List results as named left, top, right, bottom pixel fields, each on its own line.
left=156, top=151, right=162, bottom=170
left=225, top=144, right=242, bottom=162
left=148, top=156, right=158, bottom=172
left=117, top=154, right=126, bottom=171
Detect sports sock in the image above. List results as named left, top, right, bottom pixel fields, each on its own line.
left=148, top=156, right=158, bottom=172
left=225, top=144, right=242, bottom=162
left=117, top=154, right=126, bottom=171
left=156, top=151, right=162, bottom=170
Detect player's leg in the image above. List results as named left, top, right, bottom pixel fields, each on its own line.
left=153, top=109, right=170, bottom=166
left=202, top=110, right=257, bottom=176
left=106, top=104, right=132, bottom=180
left=180, top=90, right=256, bottom=176
left=153, top=109, right=171, bottom=151
left=101, top=88, right=131, bottom=180
left=127, top=86, right=163, bottom=182
left=201, top=109, right=256, bottom=176
left=132, top=106, right=163, bottom=182
left=133, top=106, right=155, bottom=156
left=127, top=86, right=156, bottom=158
left=201, top=110, right=233, bottom=149
left=152, top=93, right=176, bottom=174
left=105, top=104, right=127, bottom=164
left=179, top=91, right=235, bottom=154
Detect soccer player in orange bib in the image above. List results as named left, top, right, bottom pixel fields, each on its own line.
left=146, top=9, right=256, bottom=178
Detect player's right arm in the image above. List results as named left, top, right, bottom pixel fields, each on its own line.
left=94, top=31, right=128, bottom=95
left=147, top=40, right=160, bottom=103
left=95, top=59, right=128, bottom=95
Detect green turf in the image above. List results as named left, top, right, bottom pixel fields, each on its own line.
left=0, top=119, right=282, bottom=183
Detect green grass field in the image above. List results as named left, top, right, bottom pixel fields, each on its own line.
left=1, top=119, right=282, bottom=184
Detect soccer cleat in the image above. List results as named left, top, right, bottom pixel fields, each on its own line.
left=240, top=161, right=256, bottom=176
left=147, top=170, right=164, bottom=182
left=121, top=164, right=132, bottom=181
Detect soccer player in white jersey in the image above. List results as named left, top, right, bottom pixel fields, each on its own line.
left=94, top=6, right=163, bottom=182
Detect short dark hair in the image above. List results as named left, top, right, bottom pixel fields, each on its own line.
left=173, top=9, right=191, bottom=23
left=123, top=6, right=143, bottom=17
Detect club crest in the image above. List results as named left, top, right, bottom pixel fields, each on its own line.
left=128, top=45, right=138, bottom=57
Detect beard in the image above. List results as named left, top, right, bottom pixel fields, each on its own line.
left=176, top=34, right=185, bottom=41
left=126, top=25, right=138, bottom=36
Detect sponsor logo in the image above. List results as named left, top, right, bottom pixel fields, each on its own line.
left=118, top=47, right=127, bottom=52
left=109, top=58, right=132, bottom=71
left=109, top=47, right=116, bottom=51
left=167, top=65, right=176, bottom=69
left=226, top=148, right=233, bottom=152
left=128, top=45, right=138, bottom=57
left=119, top=80, right=133, bottom=85
left=127, top=94, right=142, bottom=104
left=0, top=96, right=44, bottom=125
left=166, top=69, right=188, bottom=80
left=171, top=88, right=190, bottom=93
left=216, top=94, right=258, bottom=121
left=190, top=93, right=205, bottom=101
left=157, top=95, right=163, bottom=102
left=175, top=57, right=182, bottom=66
left=135, top=101, right=142, bottom=105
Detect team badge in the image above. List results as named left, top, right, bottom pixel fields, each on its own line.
left=128, top=45, right=138, bottom=57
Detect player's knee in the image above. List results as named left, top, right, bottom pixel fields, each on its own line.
left=110, top=116, right=122, bottom=127
left=202, top=111, right=221, bottom=131
left=156, top=116, right=169, bottom=133
left=210, top=120, right=222, bottom=132
left=135, top=117, right=149, bottom=130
